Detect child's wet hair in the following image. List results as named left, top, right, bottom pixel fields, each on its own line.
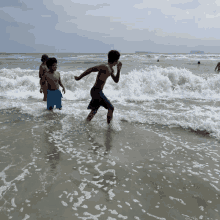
left=46, top=57, right=57, bottom=68
left=108, top=50, right=120, bottom=63
left=41, top=54, right=49, bottom=62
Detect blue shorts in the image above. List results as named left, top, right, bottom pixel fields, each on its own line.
left=47, top=89, right=62, bottom=110
left=87, top=87, right=114, bottom=112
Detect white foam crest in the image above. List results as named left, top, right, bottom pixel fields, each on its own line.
left=103, top=66, right=220, bottom=102
left=116, top=105, right=220, bottom=140
left=132, top=53, right=220, bottom=61
left=0, top=68, right=92, bottom=100
left=1, top=66, right=220, bottom=102
left=159, top=53, right=220, bottom=61
left=0, top=55, right=34, bottom=59
left=123, top=54, right=156, bottom=60
left=0, top=68, right=36, bottom=77
left=101, top=66, right=215, bottom=101
left=59, top=70, right=94, bottom=100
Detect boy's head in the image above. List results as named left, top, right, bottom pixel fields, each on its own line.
left=108, top=50, right=120, bottom=65
left=41, top=54, right=49, bottom=62
left=46, top=57, right=57, bottom=71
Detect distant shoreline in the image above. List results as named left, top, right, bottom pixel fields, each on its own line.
left=1, top=52, right=220, bottom=55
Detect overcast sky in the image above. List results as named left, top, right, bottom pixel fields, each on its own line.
left=1, top=0, right=220, bottom=53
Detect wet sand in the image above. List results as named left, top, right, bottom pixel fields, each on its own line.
left=0, top=108, right=220, bottom=220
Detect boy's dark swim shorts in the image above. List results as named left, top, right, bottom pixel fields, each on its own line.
left=87, top=87, right=114, bottom=112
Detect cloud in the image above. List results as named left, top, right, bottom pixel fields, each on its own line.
left=0, top=1, right=58, bottom=52
left=1, top=0, right=220, bottom=53
left=171, top=0, right=200, bottom=10
left=0, top=0, right=26, bottom=9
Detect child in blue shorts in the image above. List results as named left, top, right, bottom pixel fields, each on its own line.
left=41, top=58, right=66, bottom=111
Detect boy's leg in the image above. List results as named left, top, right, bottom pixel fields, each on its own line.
left=47, top=90, right=54, bottom=110
left=56, top=97, right=62, bottom=109
left=98, top=91, right=114, bottom=124
left=107, top=109, right=114, bottom=124
left=86, top=110, right=97, bottom=121
left=55, top=90, right=62, bottom=110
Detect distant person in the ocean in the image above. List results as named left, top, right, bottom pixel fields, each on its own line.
left=74, top=50, right=122, bottom=124
left=39, top=54, right=49, bottom=101
left=215, top=62, right=220, bottom=72
left=41, top=57, right=66, bottom=111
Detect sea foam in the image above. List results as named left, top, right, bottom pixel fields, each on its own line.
left=0, top=66, right=220, bottom=101
left=1, top=66, right=220, bottom=140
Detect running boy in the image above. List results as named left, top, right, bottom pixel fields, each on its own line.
left=41, top=57, right=66, bottom=110
left=74, top=50, right=122, bottom=124
left=39, top=54, right=49, bottom=101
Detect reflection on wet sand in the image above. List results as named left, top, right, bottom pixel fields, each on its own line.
left=104, top=127, right=113, bottom=154
left=85, top=122, right=114, bottom=155
left=1, top=109, right=220, bottom=219
left=41, top=112, right=63, bottom=173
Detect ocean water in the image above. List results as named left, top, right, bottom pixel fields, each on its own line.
left=0, top=53, right=220, bottom=219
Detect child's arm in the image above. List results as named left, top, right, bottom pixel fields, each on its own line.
left=58, top=73, right=66, bottom=94
left=74, top=65, right=102, bottom=81
left=39, top=65, right=43, bottom=78
left=111, top=61, right=122, bottom=83
left=41, top=74, right=47, bottom=86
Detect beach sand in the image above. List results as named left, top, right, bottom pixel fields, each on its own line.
left=1, top=104, right=220, bottom=220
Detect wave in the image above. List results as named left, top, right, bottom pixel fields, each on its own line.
left=163, top=54, right=220, bottom=61
left=0, top=55, right=36, bottom=59
left=0, top=66, right=220, bottom=101
left=1, top=65, right=220, bottom=141
left=132, top=53, right=220, bottom=61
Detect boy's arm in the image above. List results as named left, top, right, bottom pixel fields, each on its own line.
left=58, top=74, right=65, bottom=88
left=58, top=73, right=66, bottom=93
left=111, top=61, right=122, bottom=83
left=39, top=65, right=43, bottom=78
left=74, top=65, right=102, bottom=80
left=41, top=74, right=47, bottom=85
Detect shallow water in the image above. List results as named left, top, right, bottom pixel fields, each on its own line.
left=0, top=103, right=220, bottom=220
left=1, top=53, right=220, bottom=219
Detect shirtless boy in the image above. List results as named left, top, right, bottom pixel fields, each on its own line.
left=39, top=54, right=49, bottom=101
left=215, top=62, right=220, bottom=72
left=74, top=50, right=122, bottom=124
left=41, top=58, right=66, bottom=111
